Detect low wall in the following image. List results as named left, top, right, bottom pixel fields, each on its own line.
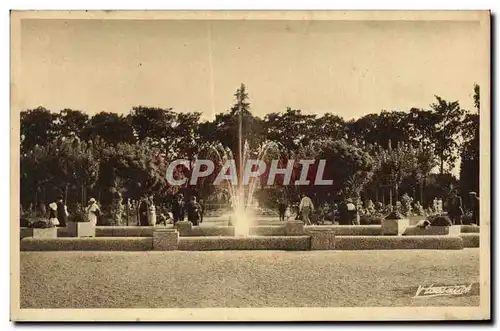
left=178, top=236, right=311, bottom=251
left=20, top=237, right=153, bottom=251
left=459, top=233, right=480, bottom=248
left=334, top=236, right=464, bottom=250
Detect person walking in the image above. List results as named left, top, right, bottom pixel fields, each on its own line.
left=299, top=193, right=314, bottom=225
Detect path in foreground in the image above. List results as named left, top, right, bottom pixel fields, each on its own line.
left=20, top=249, right=479, bottom=308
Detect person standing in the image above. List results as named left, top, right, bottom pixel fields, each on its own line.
left=299, top=193, right=314, bottom=225
left=56, top=197, right=68, bottom=227
left=448, top=191, right=464, bottom=225
left=126, top=198, right=131, bottom=226
left=138, top=197, right=149, bottom=226
left=278, top=196, right=287, bottom=222
left=186, top=196, right=202, bottom=226
left=172, top=193, right=185, bottom=224
left=38, top=201, right=47, bottom=218
left=148, top=196, right=157, bottom=226
left=48, top=202, right=59, bottom=226
left=469, top=192, right=480, bottom=225
left=86, top=198, right=100, bottom=226
left=198, top=198, right=205, bottom=223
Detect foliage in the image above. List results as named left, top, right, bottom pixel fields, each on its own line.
left=429, top=96, right=465, bottom=173
left=400, top=194, right=413, bottom=217
left=69, top=209, right=89, bottom=223
left=428, top=214, right=452, bottom=227
left=18, top=84, right=479, bottom=213
left=27, top=218, right=55, bottom=228
left=359, top=214, right=383, bottom=225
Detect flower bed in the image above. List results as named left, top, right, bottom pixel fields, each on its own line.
left=334, top=235, right=464, bottom=250
left=20, top=237, right=153, bottom=251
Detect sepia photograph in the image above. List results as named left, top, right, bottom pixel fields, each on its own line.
left=10, top=10, right=490, bottom=321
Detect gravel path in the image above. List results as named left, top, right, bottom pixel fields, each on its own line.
left=20, top=249, right=479, bottom=308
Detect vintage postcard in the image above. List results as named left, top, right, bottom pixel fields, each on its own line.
left=10, top=10, right=490, bottom=321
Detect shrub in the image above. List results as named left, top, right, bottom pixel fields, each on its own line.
left=359, top=214, right=383, bottom=225
left=69, top=209, right=89, bottom=222
left=27, top=218, right=55, bottom=228
left=385, top=210, right=405, bottom=220
left=400, top=194, right=413, bottom=216
left=412, top=202, right=425, bottom=216
left=20, top=216, right=30, bottom=227
left=461, top=212, right=478, bottom=225
left=428, top=214, right=452, bottom=227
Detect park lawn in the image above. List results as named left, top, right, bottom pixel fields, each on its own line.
left=20, top=249, right=479, bottom=308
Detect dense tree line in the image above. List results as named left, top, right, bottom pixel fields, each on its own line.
left=20, top=83, right=480, bottom=212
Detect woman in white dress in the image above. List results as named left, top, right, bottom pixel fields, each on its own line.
left=48, top=202, right=59, bottom=226
left=86, top=198, right=100, bottom=226
left=148, top=197, right=157, bottom=226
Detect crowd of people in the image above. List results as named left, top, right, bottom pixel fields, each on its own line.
left=275, top=189, right=480, bottom=226
left=22, top=187, right=480, bottom=228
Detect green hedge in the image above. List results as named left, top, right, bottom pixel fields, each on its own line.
left=249, top=226, right=286, bottom=236
left=184, top=226, right=235, bottom=237
left=459, top=234, right=480, bottom=248
left=334, top=235, right=464, bottom=250
left=178, top=236, right=311, bottom=251
left=306, top=225, right=382, bottom=236
left=460, top=225, right=480, bottom=233
left=96, top=226, right=155, bottom=237
left=20, top=237, right=153, bottom=251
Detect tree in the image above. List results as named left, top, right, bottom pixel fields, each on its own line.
left=211, top=84, right=264, bottom=177
left=430, top=96, right=465, bottom=174
left=20, top=107, right=60, bottom=153
left=347, top=111, right=411, bottom=148
left=459, top=84, right=480, bottom=203
left=58, top=109, right=89, bottom=139
left=315, top=139, right=374, bottom=200
left=263, top=107, right=317, bottom=151
left=128, top=106, right=177, bottom=149
left=314, top=113, right=347, bottom=142
left=83, top=112, right=136, bottom=145
left=413, top=144, right=438, bottom=205
left=97, top=141, right=171, bottom=206
left=376, top=141, right=417, bottom=207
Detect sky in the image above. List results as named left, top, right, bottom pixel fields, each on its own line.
left=19, top=18, right=482, bottom=121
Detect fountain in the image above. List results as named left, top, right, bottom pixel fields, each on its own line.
left=207, top=104, right=278, bottom=237
left=209, top=140, right=278, bottom=237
